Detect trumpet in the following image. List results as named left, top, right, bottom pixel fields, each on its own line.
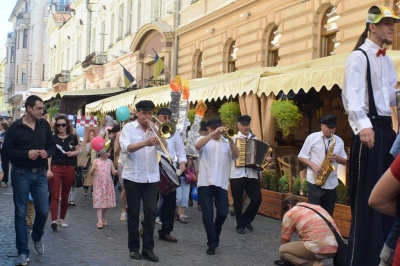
left=147, top=116, right=176, bottom=164
left=223, top=127, right=237, bottom=138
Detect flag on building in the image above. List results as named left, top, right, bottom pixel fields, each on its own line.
left=118, top=62, right=135, bottom=87
left=76, top=115, right=98, bottom=127
left=152, top=48, right=164, bottom=81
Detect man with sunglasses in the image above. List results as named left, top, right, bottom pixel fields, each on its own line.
left=297, top=115, right=347, bottom=216
left=2, top=95, right=56, bottom=265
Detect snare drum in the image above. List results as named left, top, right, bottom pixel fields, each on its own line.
left=158, top=155, right=180, bottom=195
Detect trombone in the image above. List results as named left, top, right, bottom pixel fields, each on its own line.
left=147, top=116, right=176, bottom=164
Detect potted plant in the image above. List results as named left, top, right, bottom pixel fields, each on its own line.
left=259, top=173, right=286, bottom=220
left=218, top=102, right=241, bottom=128
left=332, top=183, right=351, bottom=238
left=270, top=99, right=302, bottom=136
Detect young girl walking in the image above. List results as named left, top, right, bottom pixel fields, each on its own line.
left=91, top=148, right=118, bottom=229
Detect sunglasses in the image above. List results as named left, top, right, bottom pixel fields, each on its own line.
left=56, top=123, right=67, bottom=128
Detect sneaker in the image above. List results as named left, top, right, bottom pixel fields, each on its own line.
left=83, top=189, right=88, bottom=196
left=180, top=214, right=188, bottom=219
left=120, top=212, right=127, bottom=221
left=155, top=217, right=162, bottom=225
left=29, top=231, right=44, bottom=255
left=51, top=221, right=58, bottom=231
left=58, top=220, right=68, bottom=228
left=14, top=254, right=29, bottom=265
left=68, top=201, right=76, bottom=207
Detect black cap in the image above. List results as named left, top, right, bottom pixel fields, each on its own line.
left=157, top=108, right=172, bottom=116
left=206, top=117, right=223, bottom=127
left=135, top=100, right=155, bottom=111
left=109, top=125, right=120, bottom=133
left=238, top=115, right=251, bottom=124
left=200, top=121, right=207, bottom=131
left=320, top=115, right=337, bottom=128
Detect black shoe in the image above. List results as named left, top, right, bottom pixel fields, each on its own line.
left=68, top=201, right=76, bottom=207
left=206, top=248, right=215, bottom=255
left=159, top=234, right=178, bottom=243
left=245, top=223, right=254, bottom=231
left=130, top=250, right=141, bottom=260
left=51, top=221, right=58, bottom=232
left=236, top=227, right=245, bottom=234
left=142, top=251, right=159, bottom=262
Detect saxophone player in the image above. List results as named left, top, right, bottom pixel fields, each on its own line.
left=298, top=115, right=347, bottom=215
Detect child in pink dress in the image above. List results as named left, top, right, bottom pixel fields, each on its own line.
left=91, top=149, right=118, bottom=229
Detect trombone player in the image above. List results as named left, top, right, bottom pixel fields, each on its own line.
left=230, top=115, right=271, bottom=234
left=120, top=100, right=167, bottom=262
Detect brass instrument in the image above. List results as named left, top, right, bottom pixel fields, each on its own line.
left=223, top=127, right=237, bottom=138
left=315, top=133, right=336, bottom=186
left=148, top=116, right=176, bottom=164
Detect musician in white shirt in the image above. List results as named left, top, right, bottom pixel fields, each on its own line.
left=298, top=115, right=347, bottom=216
left=155, top=108, right=187, bottom=243
left=120, top=100, right=166, bottom=262
left=195, top=117, right=239, bottom=255
left=341, top=6, right=399, bottom=265
left=230, top=115, right=265, bottom=234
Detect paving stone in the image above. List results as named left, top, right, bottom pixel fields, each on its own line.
left=0, top=185, right=333, bottom=265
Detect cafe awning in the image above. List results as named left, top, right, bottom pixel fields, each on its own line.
left=86, top=91, right=136, bottom=113
left=132, top=67, right=276, bottom=106
left=257, top=50, right=400, bottom=97
left=55, top=87, right=124, bottom=114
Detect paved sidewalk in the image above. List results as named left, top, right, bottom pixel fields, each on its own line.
left=0, top=185, right=334, bottom=265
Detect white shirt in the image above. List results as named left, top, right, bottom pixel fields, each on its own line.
left=298, top=132, right=347, bottom=189
left=342, top=38, right=398, bottom=134
left=120, top=120, right=160, bottom=183
left=163, top=132, right=187, bottom=164
left=196, top=136, right=232, bottom=190
left=230, top=132, right=259, bottom=179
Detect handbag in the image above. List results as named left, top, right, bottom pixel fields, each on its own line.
left=74, top=166, right=84, bottom=188
left=184, top=167, right=198, bottom=184
left=299, top=205, right=347, bottom=266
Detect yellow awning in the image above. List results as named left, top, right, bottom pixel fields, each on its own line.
left=86, top=91, right=136, bottom=113
left=257, top=50, right=400, bottom=96
left=58, top=87, right=122, bottom=97
left=132, top=67, right=274, bottom=106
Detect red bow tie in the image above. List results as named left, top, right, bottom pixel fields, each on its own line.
left=376, top=48, right=386, bottom=57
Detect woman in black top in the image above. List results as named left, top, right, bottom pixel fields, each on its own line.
left=47, top=115, right=79, bottom=231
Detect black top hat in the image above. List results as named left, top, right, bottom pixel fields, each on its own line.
left=206, top=117, right=223, bottom=127
left=135, top=100, right=155, bottom=111
left=238, top=115, right=251, bottom=124
left=320, top=115, right=337, bottom=128
left=157, top=108, right=172, bottom=116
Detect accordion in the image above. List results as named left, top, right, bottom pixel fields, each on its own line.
left=235, top=138, right=270, bottom=169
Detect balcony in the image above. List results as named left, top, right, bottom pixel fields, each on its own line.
left=82, top=52, right=106, bottom=83
left=81, top=52, right=107, bottom=69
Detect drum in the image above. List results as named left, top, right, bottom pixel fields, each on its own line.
left=158, top=155, right=180, bottom=195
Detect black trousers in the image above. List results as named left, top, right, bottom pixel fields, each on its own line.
left=124, top=179, right=157, bottom=253
left=2, top=157, right=9, bottom=183
left=307, top=182, right=336, bottom=216
left=158, top=190, right=176, bottom=237
left=347, top=117, right=395, bottom=266
left=229, top=177, right=261, bottom=229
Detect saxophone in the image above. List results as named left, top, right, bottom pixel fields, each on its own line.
left=315, top=133, right=336, bottom=186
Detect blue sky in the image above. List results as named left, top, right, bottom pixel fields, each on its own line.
left=0, top=0, right=17, bottom=47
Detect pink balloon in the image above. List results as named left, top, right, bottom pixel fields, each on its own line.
left=91, top=136, right=105, bottom=152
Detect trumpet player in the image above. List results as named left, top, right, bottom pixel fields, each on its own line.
left=195, top=117, right=239, bottom=255
left=119, top=100, right=166, bottom=262
left=298, top=115, right=347, bottom=216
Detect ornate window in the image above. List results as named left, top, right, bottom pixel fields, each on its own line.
left=227, top=41, right=237, bottom=73
left=268, top=28, right=280, bottom=67
left=196, top=51, right=203, bottom=78
left=320, top=7, right=339, bottom=57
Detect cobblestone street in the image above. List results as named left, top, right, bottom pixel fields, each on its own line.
left=0, top=184, right=334, bottom=266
